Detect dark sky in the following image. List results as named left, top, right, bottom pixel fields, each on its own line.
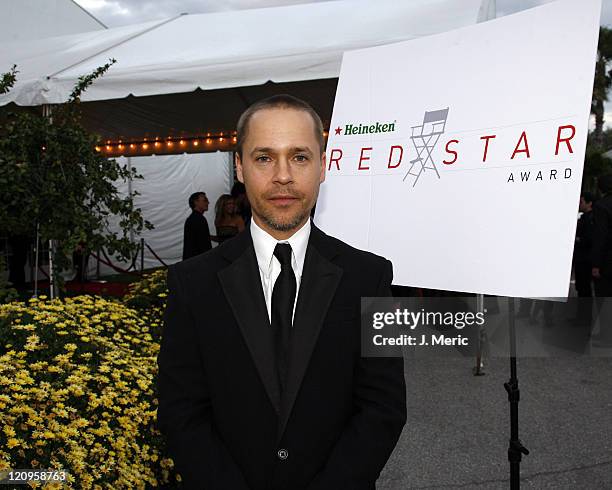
left=75, top=0, right=612, bottom=28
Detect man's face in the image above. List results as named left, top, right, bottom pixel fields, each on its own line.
left=579, top=196, right=591, bottom=213
left=195, top=194, right=209, bottom=212
left=235, top=107, right=326, bottom=239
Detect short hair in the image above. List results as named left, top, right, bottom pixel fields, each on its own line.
left=230, top=181, right=246, bottom=198
left=188, top=191, right=206, bottom=210
left=235, top=94, right=324, bottom=157
left=581, top=191, right=595, bottom=204
left=598, top=173, right=612, bottom=195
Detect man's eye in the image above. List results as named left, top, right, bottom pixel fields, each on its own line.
left=294, top=154, right=308, bottom=162
left=255, top=155, right=271, bottom=163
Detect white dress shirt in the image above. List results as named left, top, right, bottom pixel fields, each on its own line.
left=250, top=218, right=311, bottom=325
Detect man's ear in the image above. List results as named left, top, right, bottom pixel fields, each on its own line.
left=320, top=151, right=327, bottom=183
left=235, top=152, right=245, bottom=183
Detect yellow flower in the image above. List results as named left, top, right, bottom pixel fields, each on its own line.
left=3, top=425, right=16, bottom=437
left=6, top=438, right=20, bottom=448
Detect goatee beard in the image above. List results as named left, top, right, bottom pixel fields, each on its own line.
left=260, top=209, right=309, bottom=232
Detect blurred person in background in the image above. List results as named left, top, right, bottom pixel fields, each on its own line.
left=591, top=174, right=612, bottom=345
left=231, top=181, right=252, bottom=223
left=182, top=191, right=212, bottom=260
left=571, top=191, right=595, bottom=326
left=214, top=194, right=245, bottom=243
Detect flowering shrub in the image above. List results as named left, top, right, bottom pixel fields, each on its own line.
left=123, top=269, right=168, bottom=342
left=0, top=294, right=177, bottom=488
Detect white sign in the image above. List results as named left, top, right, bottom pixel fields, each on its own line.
left=315, top=0, right=601, bottom=298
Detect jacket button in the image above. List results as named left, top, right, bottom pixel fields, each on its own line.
left=277, top=449, right=289, bottom=460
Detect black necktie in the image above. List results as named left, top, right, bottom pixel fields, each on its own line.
left=271, top=243, right=296, bottom=395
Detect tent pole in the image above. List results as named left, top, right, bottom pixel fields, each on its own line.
left=33, top=222, right=39, bottom=298
left=127, top=157, right=135, bottom=245
left=42, top=103, right=57, bottom=300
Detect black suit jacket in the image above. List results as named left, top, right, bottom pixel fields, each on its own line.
left=183, top=210, right=212, bottom=260
left=158, top=223, right=406, bottom=490
left=574, top=210, right=593, bottom=265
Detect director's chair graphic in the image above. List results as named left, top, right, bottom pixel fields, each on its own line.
left=403, top=108, right=449, bottom=187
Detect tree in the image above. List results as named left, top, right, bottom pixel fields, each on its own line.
left=0, top=61, right=153, bottom=294
left=591, top=27, right=612, bottom=148
left=0, top=65, right=17, bottom=95
left=583, top=137, right=612, bottom=193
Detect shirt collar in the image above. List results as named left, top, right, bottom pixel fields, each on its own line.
left=251, top=217, right=311, bottom=277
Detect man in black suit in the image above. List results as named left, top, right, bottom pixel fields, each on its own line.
left=158, top=95, right=406, bottom=489
left=182, top=191, right=212, bottom=260
left=572, top=192, right=595, bottom=325
left=592, top=174, right=612, bottom=345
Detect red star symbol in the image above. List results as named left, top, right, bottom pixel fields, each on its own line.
left=334, top=126, right=342, bottom=135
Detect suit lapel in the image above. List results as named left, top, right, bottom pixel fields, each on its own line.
left=217, top=230, right=282, bottom=413
left=277, top=225, right=343, bottom=438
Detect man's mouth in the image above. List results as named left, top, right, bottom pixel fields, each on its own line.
left=268, top=195, right=299, bottom=206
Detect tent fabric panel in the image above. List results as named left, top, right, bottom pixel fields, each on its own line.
left=0, top=0, right=484, bottom=106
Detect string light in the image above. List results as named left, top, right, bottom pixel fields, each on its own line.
left=96, top=129, right=319, bottom=155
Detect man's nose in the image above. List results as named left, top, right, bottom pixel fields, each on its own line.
left=273, top=158, right=293, bottom=184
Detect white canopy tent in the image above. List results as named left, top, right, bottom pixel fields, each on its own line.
left=1, top=0, right=494, bottom=106
left=0, top=0, right=495, bottom=281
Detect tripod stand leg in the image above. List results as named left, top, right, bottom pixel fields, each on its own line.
left=505, top=297, right=529, bottom=489
left=473, top=293, right=486, bottom=375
